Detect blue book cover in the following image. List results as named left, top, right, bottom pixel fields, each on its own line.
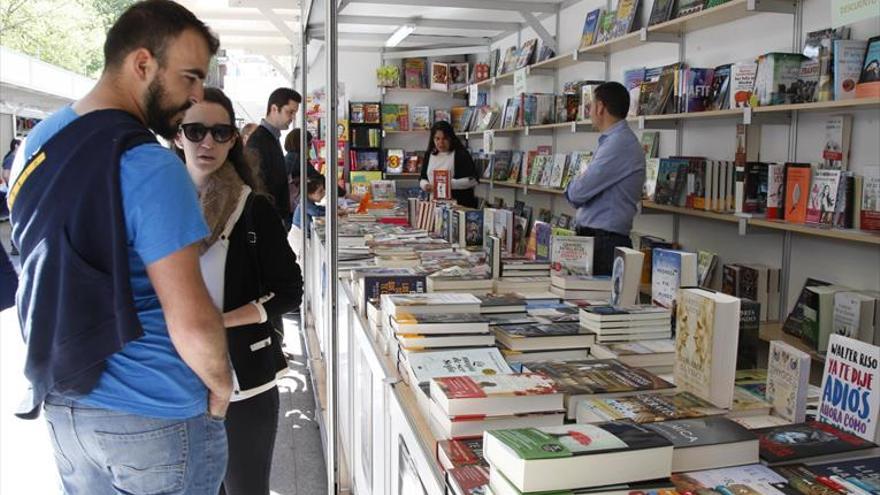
left=686, top=68, right=715, bottom=112
left=463, top=210, right=484, bottom=248
left=651, top=248, right=683, bottom=308
left=580, top=9, right=602, bottom=48
left=535, top=221, right=552, bottom=261
left=362, top=275, right=426, bottom=306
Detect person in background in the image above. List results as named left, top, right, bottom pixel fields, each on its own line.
left=246, top=88, right=301, bottom=228
left=240, top=123, right=258, bottom=146
left=2, top=138, right=20, bottom=183
left=419, top=121, right=479, bottom=208
left=564, top=81, right=645, bottom=276
left=176, top=87, right=302, bottom=495
left=7, top=1, right=232, bottom=493
left=292, top=175, right=327, bottom=238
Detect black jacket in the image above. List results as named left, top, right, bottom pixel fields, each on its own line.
left=224, top=193, right=302, bottom=397
left=247, top=126, right=290, bottom=223
left=420, top=147, right=479, bottom=208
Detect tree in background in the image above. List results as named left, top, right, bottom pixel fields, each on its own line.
left=0, top=0, right=136, bottom=78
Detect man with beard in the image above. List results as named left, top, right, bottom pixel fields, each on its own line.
left=7, top=2, right=232, bottom=493
left=247, top=87, right=302, bottom=229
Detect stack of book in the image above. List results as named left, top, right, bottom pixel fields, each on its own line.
left=578, top=305, right=673, bottom=343
left=492, top=322, right=595, bottom=356
left=589, top=339, right=675, bottom=373
left=549, top=274, right=612, bottom=300
left=381, top=293, right=485, bottom=355
left=500, top=258, right=550, bottom=278
left=428, top=372, right=566, bottom=439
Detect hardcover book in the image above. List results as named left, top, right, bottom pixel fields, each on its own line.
left=644, top=416, right=759, bottom=473
left=483, top=422, right=674, bottom=493
left=767, top=340, right=811, bottom=423
left=576, top=392, right=726, bottom=424
left=819, top=335, right=880, bottom=443
left=524, top=359, right=675, bottom=419
left=756, top=421, right=877, bottom=464
left=675, top=288, right=741, bottom=408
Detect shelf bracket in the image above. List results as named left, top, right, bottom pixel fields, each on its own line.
left=519, top=11, right=558, bottom=52
left=637, top=116, right=679, bottom=130
left=572, top=51, right=607, bottom=63
left=748, top=0, right=797, bottom=14
left=526, top=66, right=556, bottom=76
left=749, top=111, right=792, bottom=126
left=639, top=28, right=681, bottom=45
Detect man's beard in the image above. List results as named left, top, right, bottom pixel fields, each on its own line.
left=144, top=77, right=191, bottom=140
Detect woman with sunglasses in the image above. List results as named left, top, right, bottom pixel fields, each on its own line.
left=175, top=88, right=303, bottom=495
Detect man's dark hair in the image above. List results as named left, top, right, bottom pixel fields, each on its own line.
left=593, top=82, right=630, bottom=119
left=284, top=128, right=313, bottom=153
left=306, top=175, right=325, bottom=195
left=266, top=88, right=302, bottom=115
left=103, top=0, right=220, bottom=69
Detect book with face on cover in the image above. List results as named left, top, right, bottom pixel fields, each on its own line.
left=674, top=287, right=741, bottom=409
left=576, top=392, right=726, bottom=424
left=756, top=421, right=877, bottom=465
left=483, top=422, right=674, bottom=493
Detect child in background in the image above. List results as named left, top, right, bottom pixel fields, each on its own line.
left=292, top=175, right=326, bottom=237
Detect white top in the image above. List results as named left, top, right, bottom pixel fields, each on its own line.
left=420, top=151, right=478, bottom=191
left=200, top=185, right=251, bottom=311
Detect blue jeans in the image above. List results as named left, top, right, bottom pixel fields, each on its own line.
left=43, top=395, right=228, bottom=495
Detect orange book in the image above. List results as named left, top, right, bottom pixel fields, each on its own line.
left=784, top=164, right=812, bottom=224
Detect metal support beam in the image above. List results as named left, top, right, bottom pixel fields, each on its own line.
left=299, top=4, right=309, bottom=373
left=344, top=0, right=559, bottom=13
left=324, top=0, right=339, bottom=493
left=639, top=28, right=681, bottom=44
left=266, top=55, right=293, bottom=81
left=381, top=45, right=491, bottom=58
left=258, top=7, right=301, bottom=45
left=309, top=31, right=492, bottom=45
left=519, top=11, right=557, bottom=51
left=335, top=14, right=521, bottom=32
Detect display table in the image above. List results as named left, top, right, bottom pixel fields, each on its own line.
left=305, top=229, right=447, bottom=495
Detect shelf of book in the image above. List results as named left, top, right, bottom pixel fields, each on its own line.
left=386, top=173, right=421, bottom=180
left=649, top=0, right=796, bottom=35
left=381, top=87, right=466, bottom=97
left=384, top=129, right=430, bottom=135
left=758, top=321, right=825, bottom=362
left=748, top=218, right=880, bottom=246
left=641, top=201, right=744, bottom=223
left=641, top=201, right=880, bottom=245
left=749, top=97, right=880, bottom=114
left=491, top=180, right=565, bottom=195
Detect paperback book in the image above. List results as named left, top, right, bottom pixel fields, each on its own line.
left=818, top=334, right=880, bottom=443
left=576, top=391, right=726, bottom=424
left=767, top=340, right=811, bottom=423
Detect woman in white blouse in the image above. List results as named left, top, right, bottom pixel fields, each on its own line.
left=419, top=121, right=479, bottom=208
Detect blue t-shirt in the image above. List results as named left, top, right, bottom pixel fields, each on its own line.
left=13, top=107, right=210, bottom=419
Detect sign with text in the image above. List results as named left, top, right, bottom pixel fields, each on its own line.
left=832, top=0, right=879, bottom=27
left=819, top=334, right=880, bottom=443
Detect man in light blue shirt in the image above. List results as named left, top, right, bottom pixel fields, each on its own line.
left=565, top=82, right=645, bottom=276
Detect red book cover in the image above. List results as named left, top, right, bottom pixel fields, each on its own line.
left=447, top=465, right=489, bottom=495
left=433, top=169, right=451, bottom=200
left=436, top=438, right=485, bottom=470
left=784, top=166, right=811, bottom=224
left=435, top=376, right=488, bottom=399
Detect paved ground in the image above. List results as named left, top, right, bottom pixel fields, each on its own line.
left=0, top=221, right=326, bottom=494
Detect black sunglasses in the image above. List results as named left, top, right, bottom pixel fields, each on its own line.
left=180, top=123, right=237, bottom=143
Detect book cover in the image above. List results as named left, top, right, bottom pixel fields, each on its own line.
left=767, top=163, right=785, bottom=219
left=833, top=291, right=879, bottom=342
left=403, top=58, right=427, bottom=89
left=794, top=58, right=820, bottom=103
left=596, top=9, right=616, bottom=43
left=431, top=62, right=449, bottom=91
left=525, top=359, right=675, bottom=397
left=767, top=340, right=811, bottom=423
left=805, top=169, right=842, bottom=224
left=577, top=392, right=725, bottom=424
left=410, top=106, right=431, bottom=131
left=755, top=53, right=807, bottom=106
left=611, top=0, right=640, bottom=39
left=432, top=373, right=558, bottom=401
left=671, top=464, right=788, bottom=493
left=437, top=438, right=485, bottom=469
left=611, top=247, right=644, bottom=307
left=783, top=277, right=832, bottom=339
left=784, top=164, right=812, bottom=224
left=550, top=235, right=594, bottom=276
left=730, top=62, right=758, bottom=108
left=485, top=422, right=672, bottom=460
left=651, top=248, right=696, bottom=308
left=548, top=153, right=568, bottom=189
left=534, top=222, right=552, bottom=262
left=807, top=457, right=880, bottom=490
left=579, top=8, right=603, bottom=48
left=756, top=421, right=876, bottom=464
left=648, top=0, right=675, bottom=25
left=363, top=103, right=381, bottom=124
left=861, top=172, right=880, bottom=232
left=819, top=334, right=880, bottom=443
left=516, top=39, right=538, bottom=69
left=855, top=36, right=880, bottom=98
left=460, top=210, right=484, bottom=248
left=403, top=347, right=512, bottom=386
left=433, top=108, right=451, bottom=124
left=433, top=169, right=451, bottom=200
left=370, top=180, right=397, bottom=201
left=675, top=289, right=717, bottom=404
left=450, top=63, right=469, bottom=90
left=500, top=46, right=517, bottom=75
left=447, top=465, right=489, bottom=495
left=385, top=149, right=405, bottom=174
left=822, top=115, right=852, bottom=170
left=707, top=64, right=732, bottom=111
left=686, top=68, right=715, bottom=113
left=676, top=0, right=704, bottom=17
left=644, top=416, right=757, bottom=449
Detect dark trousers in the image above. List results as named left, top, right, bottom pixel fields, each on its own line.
left=576, top=226, right=633, bottom=276
left=220, top=386, right=280, bottom=495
